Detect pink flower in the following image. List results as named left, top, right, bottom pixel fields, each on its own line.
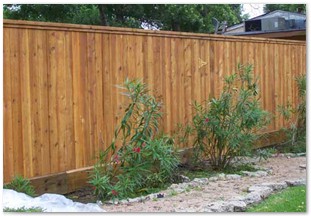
left=133, top=147, right=141, bottom=153
left=113, top=154, right=119, bottom=163
left=142, top=142, right=146, bottom=148
left=111, top=190, right=118, bottom=196
left=205, top=118, right=209, bottom=123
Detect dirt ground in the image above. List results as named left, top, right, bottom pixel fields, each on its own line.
left=101, top=156, right=306, bottom=212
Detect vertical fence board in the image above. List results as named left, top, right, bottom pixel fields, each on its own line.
left=47, top=31, right=60, bottom=173
left=164, top=37, right=172, bottom=134
left=102, top=34, right=112, bottom=149
left=72, top=32, right=81, bottom=168
left=29, top=30, right=42, bottom=177
left=3, top=29, right=14, bottom=182
left=20, top=29, right=33, bottom=177
left=94, top=33, right=104, bottom=155
left=184, top=39, right=192, bottom=128
left=170, top=38, right=178, bottom=132
left=64, top=31, right=74, bottom=170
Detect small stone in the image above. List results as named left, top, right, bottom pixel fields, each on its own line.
left=241, top=171, right=262, bottom=177
left=240, top=192, right=262, bottom=205
left=218, top=173, right=226, bottom=180
left=96, top=200, right=103, bottom=205
left=226, top=174, right=241, bottom=180
left=119, top=200, right=129, bottom=204
left=228, top=200, right=247, bottom=212
left=266, top=169, right=273, bottom=174
left=156, top=193, right=164, bottom=198
left=260, top=182, right=287, bottom=191
left=241, top=171, right=252, bottom=176
left=285, top=179, right=306, bottom=186
left=192, top=178, right=209, bottom=185
left=209, top=176, right=219, bottom=182
left=247, top=186, right=273, bottom=199
left=204, top=201, right=234, bottom=212
left=128, top=197, right=143, bottom=203
left=148, top=193, right=158, bottom=199
left=104, top=200, right=117, bottom=205
left=296, top=153, right=306, bottom=157
left=299, top=164, right=306, bottom=169
left=180, top=175, right=191, bottom=182
left=254, top=171, right=268, bottom=177
left=285, top=153, right=296, bottom=158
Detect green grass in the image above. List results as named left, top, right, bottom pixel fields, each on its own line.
left=3, top=206, right=44, bottom=212
left=247, top=186, right=306, bottom=212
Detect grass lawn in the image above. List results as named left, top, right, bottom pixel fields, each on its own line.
left=247, top=185, right=306, bottom=212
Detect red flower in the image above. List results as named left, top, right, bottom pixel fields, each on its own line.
left=205, top=118, right=209, bottom=123
left=111, top=190, right=118, bottom=196
left=142, top=142, right=146, bottom=148
left=133, top=147, right=141, bottom=153
left=113, top=154, right=119, bottom=163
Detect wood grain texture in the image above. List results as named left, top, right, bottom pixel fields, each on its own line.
left=3, top=20, right=306, bottom=182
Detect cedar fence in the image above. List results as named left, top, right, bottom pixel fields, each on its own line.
left=3, top=19, right=306, bottom=184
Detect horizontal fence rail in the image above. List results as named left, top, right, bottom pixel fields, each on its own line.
left=3, top=19, right=306, bottom=183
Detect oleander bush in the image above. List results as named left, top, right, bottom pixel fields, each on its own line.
left=181, top=64, right=270, bottom=170
left=89, top=79, right=179, bottom=200
left=277, top=74, right=306, bottom=152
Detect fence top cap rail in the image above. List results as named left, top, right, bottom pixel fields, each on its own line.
left=4, top=19, right=306, bottom=45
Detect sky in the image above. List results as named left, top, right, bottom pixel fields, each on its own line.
left=242, top=4, right=265, bottom=19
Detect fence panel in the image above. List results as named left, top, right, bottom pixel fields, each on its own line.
left=3, top=19, right=306, bottom=182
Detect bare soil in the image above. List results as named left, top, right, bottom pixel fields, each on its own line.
left=101, top=156, right=306, bottom=212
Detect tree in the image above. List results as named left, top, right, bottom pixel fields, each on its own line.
left=4, top=4, right=244, bottom=33
left=3, top=4, right=101, bottom=25
left=264, top=4, right=306, bottom=13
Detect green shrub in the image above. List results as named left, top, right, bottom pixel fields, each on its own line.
left=277, top=74, right=306, bottom=149
left=188, top=64, right=270, bottom=169
left=3, top=176, right=36, bottom=197
left=89, top=79, right=179, bottom=201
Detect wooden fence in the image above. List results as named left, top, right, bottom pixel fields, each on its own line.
left=3, top=19, right=306, bottom=183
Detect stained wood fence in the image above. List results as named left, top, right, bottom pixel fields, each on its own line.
left=3, top=19, right=306, bottom=183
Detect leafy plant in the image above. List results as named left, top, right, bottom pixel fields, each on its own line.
left=3, top=176, right=36, bottom=197
left=89, top=79, right=179, bottom=201
left=188, top=64, right=270, bottom=169
left=277, top=74, right=306, bottom=148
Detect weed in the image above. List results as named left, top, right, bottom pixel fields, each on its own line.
left=254, top=147, right=277, bottom=161
left=168, top=190, right=178, bottom=196
left=3, top=176, right=36, bottom=197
